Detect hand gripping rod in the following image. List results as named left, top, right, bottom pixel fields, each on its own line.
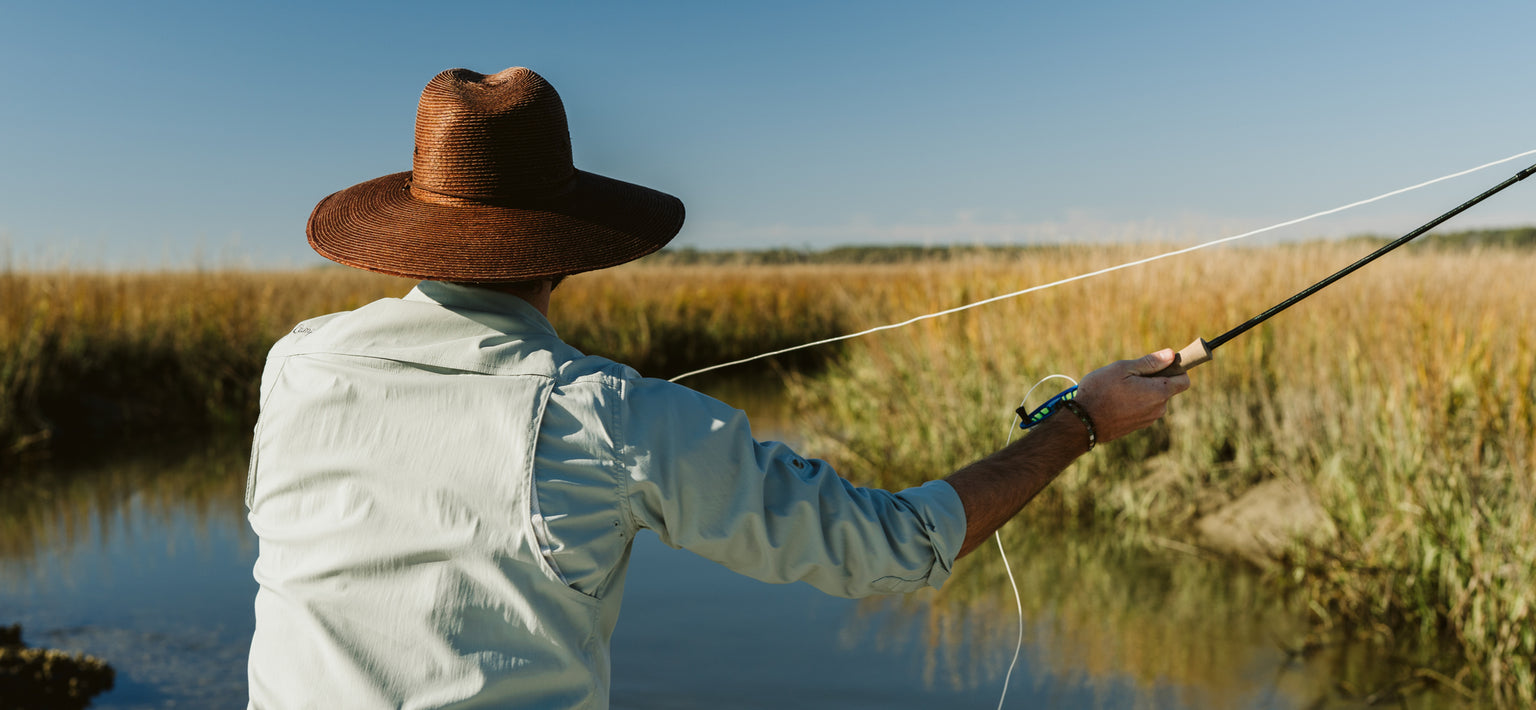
left=1020, top=160, right=1536, bottom=429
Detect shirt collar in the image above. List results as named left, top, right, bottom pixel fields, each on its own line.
left=404, top=281, right=558, bottom=337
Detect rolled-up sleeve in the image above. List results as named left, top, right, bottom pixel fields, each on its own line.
left=617, top=375, right=966, bottom=598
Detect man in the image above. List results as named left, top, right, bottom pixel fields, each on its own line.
left=246, top=67, right=1190, bottom=709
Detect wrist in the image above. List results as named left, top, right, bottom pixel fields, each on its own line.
left=1058, top=398, right=1097, bottom=451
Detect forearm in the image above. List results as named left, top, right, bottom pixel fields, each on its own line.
left=941, top=349, right=1191, bottom=560
left=944, top=411, right=1090, bottom=559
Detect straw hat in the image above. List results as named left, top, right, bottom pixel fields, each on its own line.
left=307, top=67, right=685, bottom=281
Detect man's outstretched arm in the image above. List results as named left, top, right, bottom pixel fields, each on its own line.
left=945, top=349, right=1191, bottom=559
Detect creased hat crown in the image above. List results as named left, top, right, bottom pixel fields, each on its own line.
left=410, top=68, right=577, bottom=205
left=305, top=66, right=685, bottom=282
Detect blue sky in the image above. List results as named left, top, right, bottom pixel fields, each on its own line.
left=2, top=1, right=1533, bottom=268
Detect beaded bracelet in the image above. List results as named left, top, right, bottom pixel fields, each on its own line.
left=1059, top=398, right=1097, bottom=451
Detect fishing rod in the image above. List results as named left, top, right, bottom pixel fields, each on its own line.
left=1018, top=160, right=1536, bottom=430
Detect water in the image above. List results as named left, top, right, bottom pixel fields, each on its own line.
left=1, top=435, right=1473, bottom=709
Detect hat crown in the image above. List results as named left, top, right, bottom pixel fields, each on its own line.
left=306, top=65, right=684, bottom=282
left=410, top=67, right=576, bottom=204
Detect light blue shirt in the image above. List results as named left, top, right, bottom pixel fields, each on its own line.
left=246, top=280, right=966, bottom=709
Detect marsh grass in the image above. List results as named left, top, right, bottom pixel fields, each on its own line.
left=0, top=268, right=413, bottom=455
left=786, top=244, right=1536, bottom=703
left=2, top=243, right=1532, bottom=701
left=0, top=253, right=1115, bottom=455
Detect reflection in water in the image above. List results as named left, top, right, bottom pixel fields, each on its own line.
left=850, top=529, right=1474, bottom=709
left=1, top=434, right=1476, bottom=709
left=2, top=444, right=256, bottom=708
left=1, top=444, right=252, bottom=570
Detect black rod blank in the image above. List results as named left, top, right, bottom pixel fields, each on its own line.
left=1206, top=161, right=1536, bottom=351
left=1025, top=158, right=1536, bottom=419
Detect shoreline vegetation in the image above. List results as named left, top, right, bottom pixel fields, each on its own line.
left=3, top=234, right=1534, bottom=703
left=0, top=624, right=114, bottom=709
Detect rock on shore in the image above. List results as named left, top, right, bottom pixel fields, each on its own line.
left=1194, top=478, right=1338, bottom=568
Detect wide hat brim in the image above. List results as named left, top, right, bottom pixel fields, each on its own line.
left=307, top=169, right=685, bottom=282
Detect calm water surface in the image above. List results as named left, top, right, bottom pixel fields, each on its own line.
left=0, top=383, right=1472, bottom=709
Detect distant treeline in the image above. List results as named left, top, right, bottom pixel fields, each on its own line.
left=641, top=244, right=1072, bottom=265
left=648, top=226, right=1536, bottom=265
left=1397, top=225, right=1536, bottom=249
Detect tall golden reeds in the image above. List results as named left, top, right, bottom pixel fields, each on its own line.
left=0, top=268, right=413, bottom=456
left=0, top=261, right=849, bottom=456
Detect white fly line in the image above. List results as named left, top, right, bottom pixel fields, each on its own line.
left=669, top=148, right=1536, bottom=383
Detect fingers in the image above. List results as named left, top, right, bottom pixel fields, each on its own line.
left=1118, top=349, right=1192, bottom=396
left=1126, top=348, right=1176, bottom=376
left=1072, top=348, right=1195, bottom=444
left=1164, top=371, right=1192, bottom=395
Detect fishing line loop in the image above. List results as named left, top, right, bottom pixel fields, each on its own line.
left=993, top=373, right=1079, bottom=710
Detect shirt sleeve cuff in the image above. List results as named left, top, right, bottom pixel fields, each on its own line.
left=895, top=479, right=968, bottom=590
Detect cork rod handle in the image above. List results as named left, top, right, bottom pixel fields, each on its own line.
left=1152, top=337, right=1212, bottom=378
